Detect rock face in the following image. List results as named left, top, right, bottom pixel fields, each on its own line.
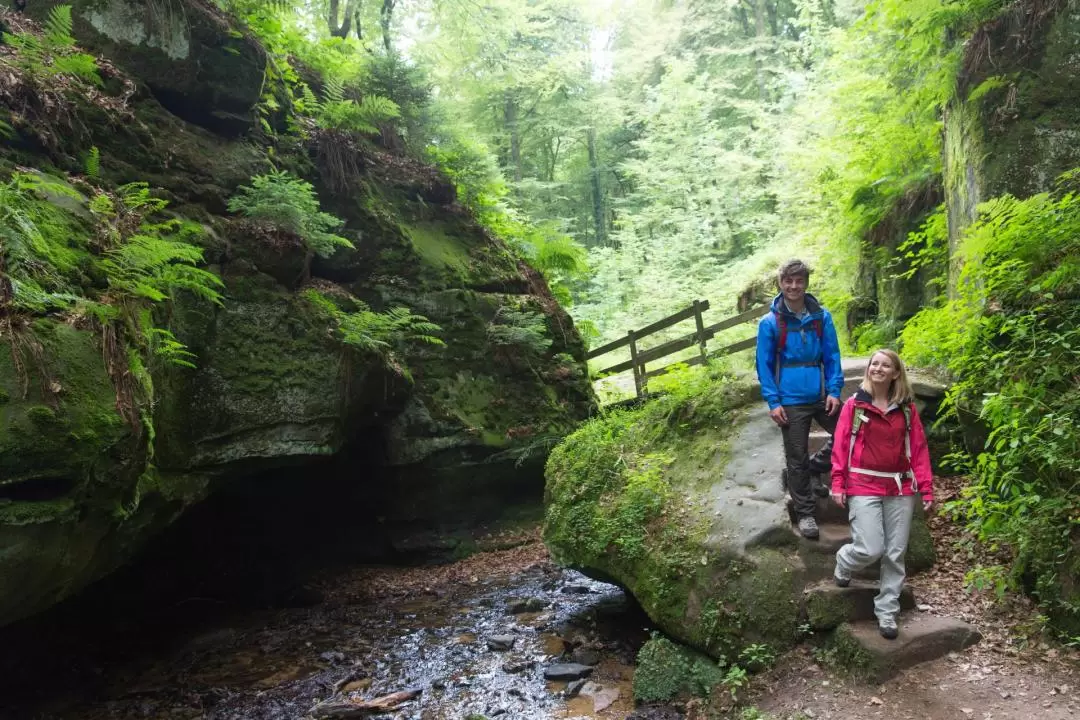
left=0, top=1, right=593, bottom=626
left=944, top=0, right=1080, bottom=284
left=544, top=361, right=942, bottom=662
left=27, top=0, right=267, bottom=135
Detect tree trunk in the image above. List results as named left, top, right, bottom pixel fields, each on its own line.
left=380, top=0, right=397, bottom=52
left=504, top=96, right=523, bottom=183
left=586, top=126, right=607, bottom=247
left=328, top=0, right=361, bottom=39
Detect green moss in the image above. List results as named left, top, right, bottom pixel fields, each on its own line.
left=0, top=498, right=78, bottom=526
left=25, top=405, right=59, bottom=426
left=633, top=634, right=725, bottom=703
left=405, top=221, right=472, bottom=273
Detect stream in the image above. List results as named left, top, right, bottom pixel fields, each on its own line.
left=0, top=530, right=670, bottom=720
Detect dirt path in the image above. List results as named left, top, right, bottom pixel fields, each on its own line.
left=733, top=475, right=1080, bottom=720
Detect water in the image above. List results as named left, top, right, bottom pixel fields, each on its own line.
left=1, top=547, right=658, bottom=720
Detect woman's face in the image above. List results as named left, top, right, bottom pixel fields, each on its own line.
left=867, top=353, right=900, bottom=384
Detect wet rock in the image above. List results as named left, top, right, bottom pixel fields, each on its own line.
left=319, top=650, right=347, bottom=664
left=487, top=635, right=516, bottom=651
left=501, top=658, right=536, bottom=674
left=543, top=663, right=593, bottom=681
left=570, top=648, right=602, bottom=666
left=580, top=682, right=620, bottom=713
left=627, top=706, right=685, bottom=720
left=561, top=584, right=592, bottom=594
left=565, top=679, right=587, bottom=698
left=507, top=597, right=548, bottom=614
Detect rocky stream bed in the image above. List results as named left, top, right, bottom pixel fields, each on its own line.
left=0, top=529, right=667, bottom=720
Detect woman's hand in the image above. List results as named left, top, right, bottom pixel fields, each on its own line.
left=830, top=491, right=846, bottom=508
left=923, top=499, right=934, bottom=513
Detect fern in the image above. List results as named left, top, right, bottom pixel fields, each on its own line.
left=101, top=225, right=223, bottom=306
left=487, top=307, right=552, bottom=356
left=85, top=146, right=101, bottom=178
left=302, top=289, right=444, bottom=357
left=4, top=5, right=101, bottom=86
left=228, top=171, right=354, bottom=258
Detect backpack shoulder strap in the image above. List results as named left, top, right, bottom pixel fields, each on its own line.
left=847, top=406, right=867, bottom=468
left=773, top=312, right=787, bottom=384
left=775, top=312, right=788, bottom=351
left=902, top=403, right=913, bottom=461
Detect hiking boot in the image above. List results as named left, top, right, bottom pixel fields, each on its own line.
left=797, top=516, right=819, bottom=539
left=878, top=618, right=899, bottom=640
left=833, top=569, right=851, bottom=588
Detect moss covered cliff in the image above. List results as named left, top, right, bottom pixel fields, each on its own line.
left=0, top=1, right=593, bottom=626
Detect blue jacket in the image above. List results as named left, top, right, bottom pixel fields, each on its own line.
left=756, top=293, right=843, bottom=409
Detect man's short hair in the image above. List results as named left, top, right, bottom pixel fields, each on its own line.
left=777, top=259, right=811, bottom=286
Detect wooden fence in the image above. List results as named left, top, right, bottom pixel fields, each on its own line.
left=587, top=301, right=770, bottom=398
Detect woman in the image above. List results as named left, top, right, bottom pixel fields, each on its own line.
left=829, top=349, right=933, bottom=639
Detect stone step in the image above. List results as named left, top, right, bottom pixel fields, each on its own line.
left=793, top=521, right=851, bottom=553
left=803, top=580, right=915, bottom=630
left=787, top=495, right=849, bottom=526
left=830, top=614, right=982, bottom=682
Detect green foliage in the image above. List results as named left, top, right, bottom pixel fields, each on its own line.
left=3, top=5, right=101, bottom=86
left=633, top=634, right=725, bottom=703
left=901, top=172, right=1080, bottom=633
left=84, top=147, right=101, bottom=178
left=228, top=171, right=353, bottom=258
left=307, top=78, right=401, bottom=134
left=0, top=173, right=86, bottom=313
left=487, top=307, right=552, bottom=356
left=302, top=289, right=443, bottom=359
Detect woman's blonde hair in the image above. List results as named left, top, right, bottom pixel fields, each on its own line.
left=860, top=348, right=914, bottom=405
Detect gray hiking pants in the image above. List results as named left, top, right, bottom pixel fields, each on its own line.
left=781, top=400, right=838, bottom=519
left=835, top=495, right=917, bottom=624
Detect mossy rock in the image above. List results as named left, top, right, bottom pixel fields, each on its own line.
left=27, top=0, right=268, bottom=136
left=545, top=367, right=937, bottom=662
left=0, top=320, right=194, bottom=626
left=633, top=634, right=724, bottom=703
left=544, top=371, right=806, bottom=660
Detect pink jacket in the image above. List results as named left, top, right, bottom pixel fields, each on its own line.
left=830, top=391, right=933, bottom=503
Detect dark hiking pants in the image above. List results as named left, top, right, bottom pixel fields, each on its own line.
left=782, top=400, right=838, bottom=519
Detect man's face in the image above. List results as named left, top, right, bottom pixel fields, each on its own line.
left=780, top=273, right=808, bottom=305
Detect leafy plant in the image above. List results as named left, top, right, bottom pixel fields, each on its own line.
left=302, top=289, right=443, bottom=359
left=901, top=170, right=1080, bottom=634
left=304, top=78, right=401, bottom=134
left=4, top=5, right=101, bottom=85
left=228, top=171, right=353, bottom=258
left=487, top=307, right=552, bottom=356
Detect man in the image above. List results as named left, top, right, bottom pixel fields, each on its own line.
left=756, top=259, right=844, bottom=539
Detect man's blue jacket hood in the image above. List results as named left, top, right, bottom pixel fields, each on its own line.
left=755, top=292, right=844, bottom=409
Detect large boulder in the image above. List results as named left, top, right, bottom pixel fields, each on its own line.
left=26, top=0, right=267, bottom=136
left=544, top=365, right=936, bottom=661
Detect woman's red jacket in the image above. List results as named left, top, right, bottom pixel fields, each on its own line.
left=829, top=391, right=934, bottom=503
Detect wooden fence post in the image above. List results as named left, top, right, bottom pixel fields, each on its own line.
left=693, top=299, right=708, bottom=362
left=628, top=330, right=642, bottom=398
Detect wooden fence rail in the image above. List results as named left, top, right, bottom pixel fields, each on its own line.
left=587, top=301, right=770, bottom=398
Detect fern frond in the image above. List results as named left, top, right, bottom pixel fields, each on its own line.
left=45, top=5, right=76, bottom=49
left=85, top=146, right=101, bottom=178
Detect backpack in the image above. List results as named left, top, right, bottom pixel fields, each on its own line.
left=775, top=311, right=823, bottom=354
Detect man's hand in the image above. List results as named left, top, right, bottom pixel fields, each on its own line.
left=825, top=395, right=841, bottom=415
left=769, top=406, right=788, bottom=426
left=830, top=491, right=846, bottom=508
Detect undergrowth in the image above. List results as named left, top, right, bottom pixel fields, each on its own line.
left=900, top=169, right=1080, bottom=635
